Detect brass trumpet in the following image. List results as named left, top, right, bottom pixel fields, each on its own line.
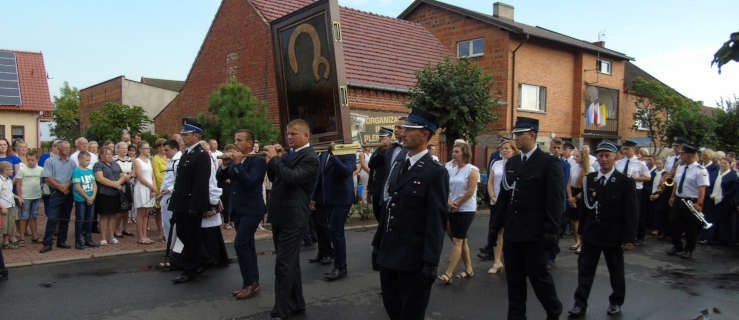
left=682, top=199, right=713, bottom=229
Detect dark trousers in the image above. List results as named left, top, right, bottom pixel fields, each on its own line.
left=573, top=243, right=625, bottom=308
left=699, top=198, right=717, bottom=241
left=483, top=205, right=496, bottom=254
left=234, top=213, right=263, bottom=287
left=0, top=243, right=6, bottom=276
left=379, top=268, right=434, bottom=320
left=503, top=241, right=562, bottom=319
left=74, top=201, right=95, bottom=245
left=372, top=194, right=384, bottom=224
left=43, top=191, right=73, bottom=246
left=311, top=205, right=332, bottom=259
left=272, top=224, right=306, bottom=318
left=635, top=191, right=646, bottom=240
left=174, top=211, right=203, bottom=276
left=669, top=199, right=700, bottom=252
left=328, top=205, right=350, bottom=269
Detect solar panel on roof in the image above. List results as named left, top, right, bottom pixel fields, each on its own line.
left=0, top=52, right=22, bottom=106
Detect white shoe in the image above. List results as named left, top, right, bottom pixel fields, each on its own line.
left=100, top=240, right=108, bottom=246
left=111, top=238, right=119, bottom=244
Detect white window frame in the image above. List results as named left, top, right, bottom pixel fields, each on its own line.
left=519, top=83, right=547, bottom=112
left=635, top=110, right=649, bottom=130
left=457, top=38, right=485, bottom=58
left=597, top=59, right=612, bottom=75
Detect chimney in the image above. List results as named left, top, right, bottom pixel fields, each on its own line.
left=592, top=41, right=605, bottom=48
left=493, top=2, right=514, bottom=20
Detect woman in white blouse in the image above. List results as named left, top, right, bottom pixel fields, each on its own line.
left=486, top=138, right=518, bottom=274
left=567, top=150, right=594, bottom=253
left=438, top=141, right=480, bottom=284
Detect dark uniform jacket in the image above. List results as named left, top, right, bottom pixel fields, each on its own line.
left=171, top=143, right=212, bottom=214
left=367, top=147, right=388, bottom=197
left=312, top=152, right=356, bottom=206
left=578, top=170, right=637, bottom=247
left=492, top=147, right=564, bottom=243
left=228, top=156, right=267, bottom=218
left=374, top=152, right=449, bottom=272
left=266, top=146, right=319, bottom=228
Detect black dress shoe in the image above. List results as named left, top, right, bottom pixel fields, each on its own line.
left=680, top=251, right=693, bottom=259
left=666, top=247, right=682, bottom=256
left=122, top=231, right=134, bottom=236
left=85, top=242, right=99, bottom=248
left=75, top=244, right=85, bottom=250
left=606, top=304, right=621, bottom=315
left=324, top=268, right=347, bottom=281
left=477, top=252, right=493, bottom=261
left=320, top=257, right=333, bottom=265
left=308, top=256, right=322, bottom=263
left=172, top=274, right=195, bottom=284
left=57, top=243, right=71, bottom=249
left=39, top=245, right=53, bottom=253
left=0, top=273, right=7, bottom=281
left=568, top=305, right=586, bottom=318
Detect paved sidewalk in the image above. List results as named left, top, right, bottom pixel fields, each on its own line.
left=4, top=211, right=380, bottom=268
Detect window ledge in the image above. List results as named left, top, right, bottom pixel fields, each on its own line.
left=517, top=108, right=546, bottom=114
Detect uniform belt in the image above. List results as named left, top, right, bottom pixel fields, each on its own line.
left=676, top=196, right=698, bottom=201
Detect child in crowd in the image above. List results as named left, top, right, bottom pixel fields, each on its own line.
left=72, top=152, right=98, bottom=249
left=1, top=161, right=20, bottom=249
left=15, top=149, right=44, bottom=243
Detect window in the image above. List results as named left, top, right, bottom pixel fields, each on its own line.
left=0, top=125, right=4, bottom=139
left=519, top=84, right=547, bottom=111
left=635, top=109, right=650, bottom=130
left=596, top=59, right=612, bottom=75
left=457, top=38, right=485, bottom=58
left=11, top=125, right=24, bottom=141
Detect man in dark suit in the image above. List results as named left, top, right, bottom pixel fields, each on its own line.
left=383, top=119, right=408, bottom=181
left=171, top=118, right=213, bottom=284
left=226, top=129, right=267, bottom=300
left=374, top=109, right=449, bottom=320
left=311, top=148, right=356, bottom=281
left=367, top=127, right=393, bottom=224
left=491, top=117, right=564, bottom=320
left=263, top=119, right=319, bottom=320
left=568, top=140, right=636, bottom=318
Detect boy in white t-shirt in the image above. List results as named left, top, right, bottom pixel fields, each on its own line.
left=15, top=150, right=44, bottom=242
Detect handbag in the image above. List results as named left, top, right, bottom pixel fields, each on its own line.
left=119, top=182, right=133, bottom=211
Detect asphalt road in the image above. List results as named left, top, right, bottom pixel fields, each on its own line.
left=1, top=215, right=738, bottom=320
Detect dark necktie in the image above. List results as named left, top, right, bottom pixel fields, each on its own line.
left=597, top=176, right=605, bottom=186
left=522, top=155, right=528, bottom=163
left=286, top=149, right=296, bottom=161
left=623, top=159, right=630, bottom=174
left=399, top=159, right=411, bottom=176
left=677, top=165, right=688, bottom=194
left=672, top=156, right=679, bottom=170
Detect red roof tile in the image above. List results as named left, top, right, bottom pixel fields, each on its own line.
left=249, top=0, right=449, bottom=91
left=0, top=50, right=53, bottom=112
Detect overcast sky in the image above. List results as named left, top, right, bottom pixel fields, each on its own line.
left=2, top=0, right=737, bottom=107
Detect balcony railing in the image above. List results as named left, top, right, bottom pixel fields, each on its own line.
left=584, top=118, right=618, bottom=136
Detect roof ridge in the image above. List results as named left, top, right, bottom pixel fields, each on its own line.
left=0, top=49, right=43, bottom=55
left=340, top=6, right=423, bottom=27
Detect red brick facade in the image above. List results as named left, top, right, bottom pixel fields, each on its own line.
left=79, top=77, right=124, bottom=133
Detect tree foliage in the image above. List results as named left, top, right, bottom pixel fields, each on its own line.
left=51, top=81, right=81, bottom=141
left=713, top=97, right=739, bottom=152
left=85, top=102, right=151, bottom=142
left=631, top=78, right=692, bottom=152
left=196, top=79, right=278, bottom=145
left=406, top=57, right=498, bottom=151
left=712, top=32, right=739, bottom=74
left=666, top=104, right=717, bottom=149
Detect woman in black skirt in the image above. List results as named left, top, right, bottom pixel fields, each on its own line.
left=93, top=147, right=129, bottom=245
left=438, top=141, right=480, bottom=284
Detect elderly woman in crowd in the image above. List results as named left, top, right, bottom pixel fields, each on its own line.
left=114, top=141, right=134, bottom=238
left=438, top=141, right=479, bottom=283
left=133, top=142, right=157, bottom=244
left=93, top=147, right=129, bottom=245
left=486, top=138, right=518, bottom=274
left=712, top=158, right=738, bottom=245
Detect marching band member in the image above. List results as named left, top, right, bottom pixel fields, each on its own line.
left=374, top=109, right=448, bottom=320
left=568, top=140, right=636, bottom=318
left=615, top=140, right=650, bottom=244
left=490, top=117, right=564, bottom=320
left=666, top=143, right=710, bottom=259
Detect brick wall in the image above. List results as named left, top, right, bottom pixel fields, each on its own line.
left=348, top=87, right=409, bottom=113
left=79, top=77, right=123, bottom=134
left=155, top=0, right=280, bottom=135
left=404, top=4, right=510, bottom=132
